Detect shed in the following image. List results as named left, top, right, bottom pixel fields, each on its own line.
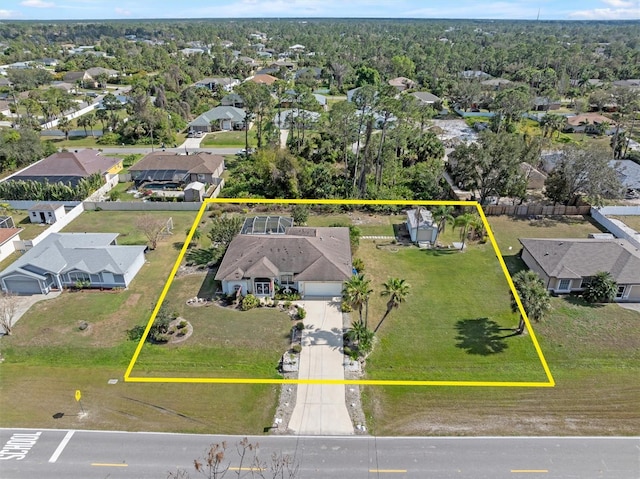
left=28, top=203, right=66, bottom=224
left=184, top=181, right=205, bottom=202
left=406, top=208, right=438, bottom=245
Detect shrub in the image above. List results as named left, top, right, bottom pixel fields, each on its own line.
left=97, top=132, right=120, bottom=145
left=126, top=325, right=145, bottom=341
left=292, top=344, right=302, bottom=354
left=291, top=204, right=309, bottom=225
left=352, top=258, right=365, bottom=274
left=297, top=307, right=306, bottom=320
left=341, top=302, right=352, bottom=313
left=343, top=345, right=352, bottom=356
left=583, top=271, right=617, bottom=303
left=241, top=294, right=260, bottom=311
left=283, top=300, right=292, bottom=309
left=295, top=322, right=305, bottom=331
left=177, top=320, right=188, bottom=329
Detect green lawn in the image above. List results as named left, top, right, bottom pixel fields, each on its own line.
left=609, top=216, right=640, bottom=231
left=362, top=212, right=640, bottom=436
left=201, top=130, right=257, bottom=147
left=357, top=240, right=546, bottom=383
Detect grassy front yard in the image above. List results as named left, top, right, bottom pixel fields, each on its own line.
left=201, top=130, right=257, bottom=148
left=0, top=210, right=283, bottom=433
left=362, top=212, right=640, bottom=436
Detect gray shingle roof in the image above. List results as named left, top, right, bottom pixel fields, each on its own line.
left=215, top=227, right=352, bottom=283
left=0, top=233, right=145, bottom=278
left=189, top=106, right=246, bottom=127
left=13, top=150, right=121, bottom=180
left=520, top=238, right=640, bottom=284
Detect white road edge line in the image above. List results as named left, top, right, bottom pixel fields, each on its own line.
left=48, top=430, right=75, bottom=463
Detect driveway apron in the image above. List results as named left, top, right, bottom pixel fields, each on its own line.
left=287, top=300, right=353, bottom=435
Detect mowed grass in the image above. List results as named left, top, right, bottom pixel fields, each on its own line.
left=358, top=239, right=547, bottom=383
left=0, top=210, right=284, bottom=433
left=609, top=215, right=640, bottom=231
left=201, top=130, right=257, bottom=147
left=131, top=272, right=292, bottom=379
left=362, top=213, right=640, bottom=436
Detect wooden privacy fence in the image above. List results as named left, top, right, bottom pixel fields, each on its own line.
left=481, top=204, right=591, bottom=216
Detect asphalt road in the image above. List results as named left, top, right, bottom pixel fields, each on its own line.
left=85, top=147, right=240, bottom=155
left=0, top=429, right=638, bottom=478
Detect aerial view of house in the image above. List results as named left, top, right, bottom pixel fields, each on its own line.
left=7, top=150, right=122, bottom=186
left=128, top=152, right=224, bottom=187
left=0, top=232, right=146, bottom=295
left=519, top=237, right=640, bottom=301
left=215, top=218, right=352, bottom=298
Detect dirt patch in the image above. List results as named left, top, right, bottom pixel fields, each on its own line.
left=124, top=293, right=141, bottom=308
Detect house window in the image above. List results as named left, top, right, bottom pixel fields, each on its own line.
left=280, top=274, right=294, bottom=286
left=616, top=285, right=627, bottom=299
left=558, top=279, right=571, bottom=291
left=68, top=271, right=90, bottom=283
left=197, top=174, right=206, bottom=182
left=254, top=278, right=271, bottom=295
left=580, top=277, right=593, bottom=288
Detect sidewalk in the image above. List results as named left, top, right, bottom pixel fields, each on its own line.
left=287, top=300, right=353, bottom=435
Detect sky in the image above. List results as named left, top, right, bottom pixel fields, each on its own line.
left=0, top=0, right=638, bottom=21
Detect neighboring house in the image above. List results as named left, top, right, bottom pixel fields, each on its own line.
left=533, top=97, right=562, bottom=111
left=347, top=87, right=361, bottom=102
left=569, top=78, right=604, bottom=88
left=63, top=71, right=94, bottom=86
left=238, top=56, right=258, bottom=67
left=8, top=150, right=123, bottom=187
left=195, top=77, right=240, bottom=92
left=246, top=74, right=278, bottom=86
left=410, top=91, right=442, bottom=106
left=215, top=221, right=352, bottom=298
left=181, top=47, right=208, bottom=56
left=459, top=70, right=492, bottom=79
left=388, top=77, right=417, bottom=91
left=481, top=78, right=512, bottom=89
left=609, top=160, right=640, bottom=192
left=34, top=58, right=59, bottom=67
left=28, top=203, right=66, bottom=224
left=129, top=152, right=224, bottom=187
left=519, top=237, right=640, bottom=302
left=85, top=67, right=118, bottom=79
left=0, top=78, right=12, bottom=88
left=406, top=208, right=438, bottom=245
left=0, top=228, right=23, bottom=263
left=520, top=162, right=547, bottom=190
left=294, top=67, right=322, bottom=80
left=564, top=113, right=616, bottom=135
left=612, top=79, right=640, bottom=90
left=0, top=233, right=146, bottom=295
left=188, top=106, right=246, bottom=132
left=273, top=109, right=321, bottom=129
left=221, top=93, right=245, bottom=108
left=50, top=81, right=77, bottom=94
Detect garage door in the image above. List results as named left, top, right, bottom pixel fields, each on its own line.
left=303, top=282, right=343, bottom=298
left=4, top=277, right=42, bottom=295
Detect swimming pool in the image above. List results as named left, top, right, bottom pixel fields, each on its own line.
left=142, top=182, right=182, bottom=190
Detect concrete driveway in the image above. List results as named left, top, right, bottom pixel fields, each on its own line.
left=619, top=302, right=640, bottom=313
left=0, top=292, right=60, bottom=335
left=287, top=300, right=353, bottom=435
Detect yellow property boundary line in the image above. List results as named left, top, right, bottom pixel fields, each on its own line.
left=124, top=198, right=555, bottom=388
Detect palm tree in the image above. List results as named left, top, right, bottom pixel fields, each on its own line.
left=375, top=278, right=411, bottom=333
left=511, top=270, right=551, bottom=334
left=58, top=117, right=72, bottom=141
left=77, top=115, right=90, bottom=137
left=342, top=274, right=373, bottom=327
left=431, top=205, right=454, bottom=244
left=84, top=112, right=95, bottom=137
left=453, top=212, right=475, bottom=250
left=345, top=319, right=374, bottom=356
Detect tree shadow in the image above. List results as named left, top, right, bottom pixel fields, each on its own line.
left=197, top=268, right=219, bottom=300
left=173, top=241, right=186, bottom=251
left=421, top=248, right=458, bottom=256
left=455, top=317, right=509, bottom=355
left=562, top=294, right=605, bottom=309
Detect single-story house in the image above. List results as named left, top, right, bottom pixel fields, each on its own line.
left=410, top=91, right=442, bottom=106
left=459, top=70, right=492, bottom=79
left=609, top=159, right=640, bottom=191
left=273, top=109, right=321, bottom=129
left=246, top=74, right=278, bottom=86
left=8, top=150, right=122, bottom=187
left=129, top=152, right=224, bottom=187
left=0, top=227, right=23, bottom=263
left=220, top=93, right=244, bottom=108
left=50, top=81, right=77, bottom=94
left=406, top=208, right=438, bottom=245
left=215, top=223, right=352, bottom=299
left=194, top=77, right=240, bottom=92
left=388, top=77, right=417, bottom=91
left=294, top=67, right=322, bottom=80
left=0, top=233, right=146, bottom=295
left=519, top=237, right=640, bottom=302
left=481, top=78, right=512, bottom=89
left=28, top=203, right=66, bottom=224
left=612, top=79, right=640, bottom=90
left=85, top=67, right=119, bottom=79
left=564, top=113, right=617, bottom=135
left=188, top=106, right=246, bottom=132
left=533, top=97, right=562, bottom=111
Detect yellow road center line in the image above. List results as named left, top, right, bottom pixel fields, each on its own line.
left=91, top=463, right=128, bottom=467
left=511, top=470, right=548, bottom=473
left=369, top=469, right=408, bottom=473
